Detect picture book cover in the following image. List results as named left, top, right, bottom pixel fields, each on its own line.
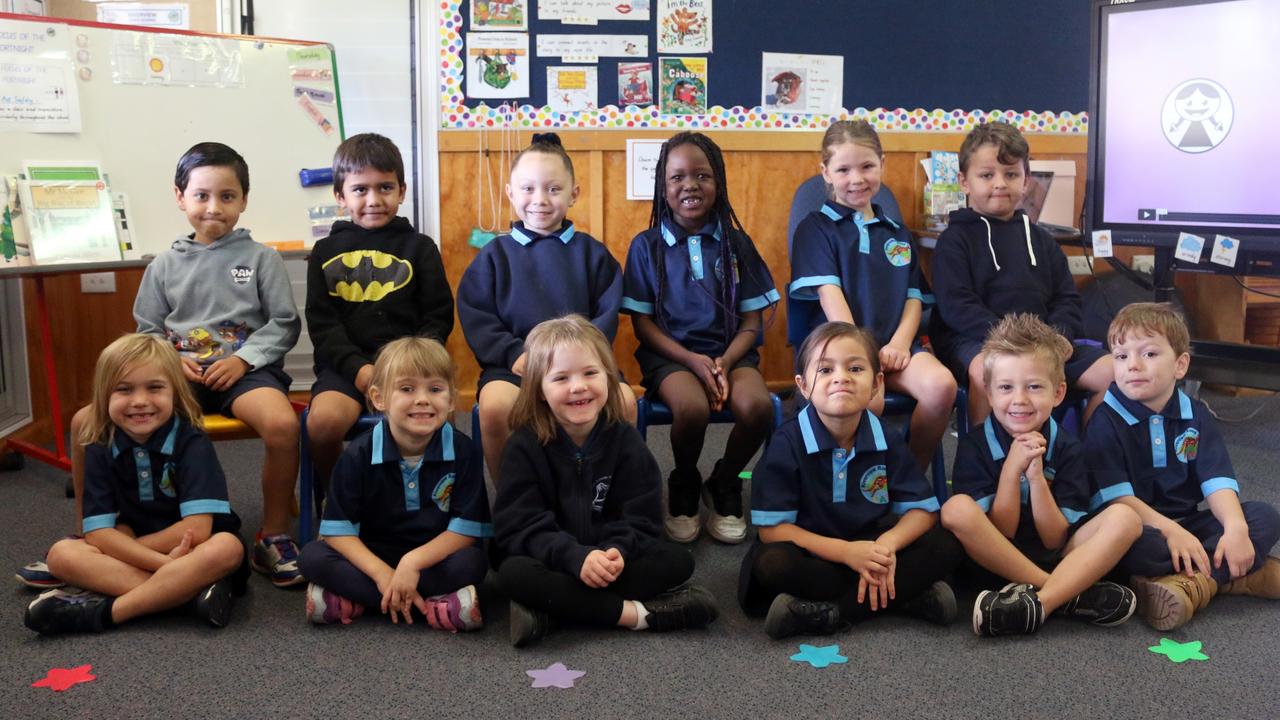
left=657, top=0, right=711, bottom=53
left=618, top=62, right=653, bottom=106
left=659, top=57, right=707, bottom=115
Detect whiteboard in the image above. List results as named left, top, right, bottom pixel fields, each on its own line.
left=0, top=13, right=345, bottom=258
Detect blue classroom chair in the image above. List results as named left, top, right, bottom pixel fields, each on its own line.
left=297, top=408, right=380, bottom=542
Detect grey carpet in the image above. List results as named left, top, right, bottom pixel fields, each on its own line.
left=3, top=390, right=1278, bottom=718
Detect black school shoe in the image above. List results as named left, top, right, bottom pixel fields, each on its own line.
left=644, top=584, right=719, bottom=632
left=24, top=588, right=112, bottom=635
left=763, top=593, right=847, bottom=639
left=898, top=580, right=958, bottom=626
left=509, top=600, right=552, bottom=648
left=192, top=578, right=235, bottom=628
left=1057, top=581, right=1137, bottom=627
left=972, top=583, right=1044, bottom=637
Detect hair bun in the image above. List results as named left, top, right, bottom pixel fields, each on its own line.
left=530, top=132, right=563, bottom=147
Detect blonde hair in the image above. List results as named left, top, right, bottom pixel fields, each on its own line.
left=510, top=315, right=625, bottom=444
left=79, top=334, right=202, bottom=446
left=1108, top=302, right=1190, bottom=357
left=367, top=336, right=456, bottom=413
left=981, top=313, right=1073, bottom=388
left=820, top=119, right=883, bottom=165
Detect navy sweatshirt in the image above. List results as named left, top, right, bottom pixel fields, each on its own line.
left=306, top=217, right=454, bottom=383
left=929, top=208, right=1083, bottom=350
left=456, top=222, right=622, bottom=372
left=493, top=420, right=662, bottom=577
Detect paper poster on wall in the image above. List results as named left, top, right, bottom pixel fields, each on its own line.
left=0, top=20, right=82, bottom=133
left=110, top=31, right=243, bottom=87
left=536, top=35, right=648, bottom=62
left=96, top=3, right=191, bottom=30
left=626, top=139, right=665, bottom=200
left=539, top=0, right=650, bottom=22
left=547, top=66, right=598, bottom=112
left=658, top=57, right=706, bottom=115
left=470, top=0, right=527, bottom=31
left=19, top=164, right=121, bottom=266
left=464, top=32, right=529, bottom=99
left=657, top=0, right=711, bottom=54
left=761, top=52, right=843, bottom=115
left=618, top=62, right=653, bottom=106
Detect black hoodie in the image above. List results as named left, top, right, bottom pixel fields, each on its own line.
left=928, top=208, right=1083, bottom=351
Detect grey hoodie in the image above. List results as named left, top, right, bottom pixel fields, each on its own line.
left=133, top=228, right=300, bottom=370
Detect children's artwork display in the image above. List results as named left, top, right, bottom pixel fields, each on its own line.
left=539, top=0, right=650, bottom=22
left=659, top=56, right=706, bottom=115
left=761, top=52, right=843, bottom=115
left=465, top=32, right=529, bottom=99
left=546, top=66, right=598, bottom=112
left=470, top=0, right=528, bottom=31
left=0, top=19, right=82, bottom=133
left=110, top=31, right=244, bottom=88
left=657, top=0, right=711, bottom=54
left=536, top=34, right=648, bottom=62
left=618, top=62, right=653, bottom=106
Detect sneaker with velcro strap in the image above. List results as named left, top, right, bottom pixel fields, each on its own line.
left=643, top=584, right=719, bottom=632
left=15, top=560, right=64, bottom=590
left=972, top=582, right=1044, bottom=637
left=764, top=593, right=847, bottom=639
left=251, top=532, right=305, bottom=587
left=422, top=584, right=483, bottom=633
left=1057, top=581, right=1137, bottom=627
left=24, top=588, right=112, bottom=635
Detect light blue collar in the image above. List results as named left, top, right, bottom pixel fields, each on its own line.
left=510, top=221, right=576, bottom=246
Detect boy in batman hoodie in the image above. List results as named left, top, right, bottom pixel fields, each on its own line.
left=928, top=122, right=1111, bottom=426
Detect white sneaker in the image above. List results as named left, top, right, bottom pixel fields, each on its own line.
left=703, top=508, right=747, bottom=544
left=665, top=514, right=700, bottom=543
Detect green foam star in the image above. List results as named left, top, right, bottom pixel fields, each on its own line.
left=1148, top=637, right=1209, bottom=663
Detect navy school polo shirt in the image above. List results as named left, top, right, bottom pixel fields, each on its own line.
left=789, top=201, right=930, bottom=347
left=621, top=217, right=780, bottom=357
left=750, top=404, right=939, bottom=540
left=82, top=416, right=239, bottom=537
left=1085, top=383, right=1237, bottom=518
left=319, top=419, right=492, bottom=551
left=952, top=417, right=1090, bottom=527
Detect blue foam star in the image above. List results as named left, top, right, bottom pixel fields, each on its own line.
left=790, top=643, right=848, bottom=668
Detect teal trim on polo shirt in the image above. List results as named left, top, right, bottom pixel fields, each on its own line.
left=789, top=275, right=843, bottom=300
left=511, top=222, right=576, bottom=246
left=892, top=497, right=940, bottom=514
left=448, top=517, right=493, bottom=538
left=1090, top=482, right=1135, bottom=510
left=1046, top=418, right=1058, bottom=462
left=799, top=405, right=820, bottom=454
left=983, top=418, right=1005, bottom=461
left=401, top=455, right=424, bottom=512
left=852, top=213, right=872, bottom=254
left=134, top=447, right=154, bottom=502
left=738, top=288, right=780, bottom=312
left=83, top=513, right=118, bottom=533
left=179, top=499, right=231, bottom=517
left=1061, top=507, right=1087, bottom=524
left=319, top=520, right=359, bottom=537
left=1104, top=391, right=1139, bottom=425
left=832, top=445, right=854, bottom=503
left=621, top=296, right=655, bottom=314
left=975, top=495, right=994, bottom=512
left=866, top=413, right=887, bottom=451
left=1149, top=416, right=1167, bottom=469
left=751, top=509, right=798, bottom=526
left=371, top=421, right=389, bottom=464
left=1177, top=389, right=1194, bottom=419
left=440, top=423, right=455, bottom=462
left=820, top=205, right=843, bottom=222
left=907, top=288, right=924, bottom=302
left=1200, top=477, right=1239, bottom=498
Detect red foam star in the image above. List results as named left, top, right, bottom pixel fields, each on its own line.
left=32, top=664, right=97, bottom=692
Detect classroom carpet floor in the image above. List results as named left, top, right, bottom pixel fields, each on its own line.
left=3, top=390, right=1279, bottom=719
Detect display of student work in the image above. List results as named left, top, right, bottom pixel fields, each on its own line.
left=443, top=0, right=1091, bottom=133
left=0, top=14, right=345, bottom=263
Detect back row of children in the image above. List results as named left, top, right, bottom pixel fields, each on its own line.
left=21, top=119, right=1279, bottom=643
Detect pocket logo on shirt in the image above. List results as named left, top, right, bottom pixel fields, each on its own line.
left=592, top=476, right=612, bottom=512
left=231, top=266, right=254, bottom=285
left=712, top=255, right=740, bottom=284
left=1174, top=428, right=1200, bottom=464
left=431, top=473, right=455, bottom=511
left=884, top=239, right=912, bottom=267
left=860, top=464, right=889, bottom=504
left=158, top=461, right=177, bottom=498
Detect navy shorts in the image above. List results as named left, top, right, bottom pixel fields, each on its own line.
left=637, top=347, right=759, bottom=400
left=942, top=337, right=1107, bottom=387
left=191, top=365, right=292, bottom=417
left=310, top=365, right=366, bottom=407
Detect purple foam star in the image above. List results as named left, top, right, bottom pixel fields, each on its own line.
left=526, top=662, right=585, bottom=689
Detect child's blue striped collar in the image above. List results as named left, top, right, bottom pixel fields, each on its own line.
left=819, top=201, right=900, bottom=230
left=370, top=418, right=455, bottom=464
left=797, top=403, right=888, bottom=456
left=510, top=221, right=576, bottom=246
left=660, top=216, right=722, bottom=247
left=1102, top=384, right=1194, bottom=426
left=111, top=415, right=180, bottom=459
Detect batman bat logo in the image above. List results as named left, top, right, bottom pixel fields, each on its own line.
left=322, top=250, right=414, bottom=302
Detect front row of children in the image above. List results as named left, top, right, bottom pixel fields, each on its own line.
left=25, top=303, right=1280, bottom=645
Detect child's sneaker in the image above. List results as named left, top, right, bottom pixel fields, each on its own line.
left=643, top=584, right=719, bottom=632
left=701, top=461, right=747, bottom=544
left=251, top=532, right=305, bottom=587
left=1058, top=581, right=1137, bottom=627
left=191, top=578, right=235, bottom=628
left=664, top=469, right=702, bottom=544
left=422, top=584, right=484, bottom=632
left=763, top=593, right=846, bottom=639
left=899, top=580, right=958, bottom=626
left=305, top=583, right=364, bottom=625
left=1130, top=572, right=1216, bottom=631
left=24, top=588, right=112, bottom=635
left=1221, top=556, right=1280, bottom=599
left=972, top=583, right=1044, bottom=637
left=509, top=600, right=551, bottom=648
left=15, top=560, right=64, bottom=589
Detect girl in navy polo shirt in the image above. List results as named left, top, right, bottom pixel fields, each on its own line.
left=741, top=322, right=961, bottom=639
left=621, top=132, right=780, bottom=545
left=297, top=337, right=490, bottom=630
left=494, top=315, right=718, bottom=647
left=790, top=121, right=956, bottom=473
left=25, top=334, right=246, bottom=635
left=459, top=133, right=636, bottom=493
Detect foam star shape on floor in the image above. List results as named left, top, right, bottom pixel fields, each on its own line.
left=790, top=643, right=848, bottom=668
left=32, top=664, right=97, bottom=692
left=526, top=662, right=586, bottom=689
left=1148, top=638, right=1209, bottom=663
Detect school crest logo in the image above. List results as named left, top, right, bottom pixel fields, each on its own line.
left=592, top=476, right=612, bottom=512
left=712, top=255, right=739, bottom=284
left=884, top=239, right=912, bottom=267
left=1174, top=429, right=1200, bottom=464
left=860, top=465, right=889, bottom=505
left=230, top=265, right=254, bottom=285
left=431, top=473, right=455, bottom=511
left=158, top=461, right=177, bottom=498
